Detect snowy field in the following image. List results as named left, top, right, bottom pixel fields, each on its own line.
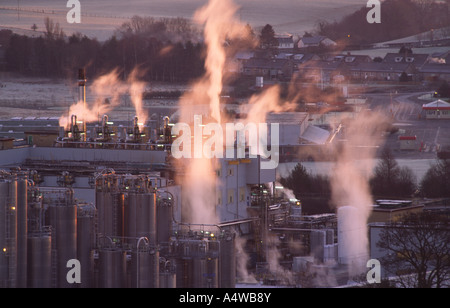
left=0, top=0, right=365, bottom=40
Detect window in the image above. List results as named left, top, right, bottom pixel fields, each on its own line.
left=217, top=190, right=222, bottom=206
left=227, top=189, right=234, bottom=204
left=239, top=187, right=246, bottom=202
left=228, top=168, right=234, bottom=176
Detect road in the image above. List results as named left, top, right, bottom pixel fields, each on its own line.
left=366, top=91, right=450, bottom=159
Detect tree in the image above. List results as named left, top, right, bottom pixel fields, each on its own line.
left=44, top=17, right=65, bottom=40
left=280, top=163, right=330, bottom=197
left=259, top=24, right=278, bottom=49
left=420, top=158, right=450, bottom=197
left=377, top=212, right=450, bottom=288
left=370, top=148, right=417, bottom=197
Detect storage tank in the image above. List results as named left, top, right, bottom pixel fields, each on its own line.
left=174, top=238, right=220, bottom=288
left=192, top=257, right=218, bottom=288
left=124, top=193, right=156, bottom=244
left=219, top=232, right=236, bottom=288
left=337, top=206, right=369, bottom=269
left=27, top=232, right=52, bottom=288
left=159, top=259, right=176, bottom=288
left=77, top=204, right=95, bottom=288
left=46, top=189, right=77, bottom=288
left=96, top=190, right=124, bottom=238
left=98, top=248, right=127, bottom=288
left=130, top=246, right=159, bottom=288
left=156, top=198, right=173, bottom=245
left=0, top=177, right=17, bottom=288
left=16, top=174, right=27, bottom=288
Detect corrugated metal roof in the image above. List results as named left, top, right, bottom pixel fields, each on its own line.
left=300, top=125, right=330, bottom=145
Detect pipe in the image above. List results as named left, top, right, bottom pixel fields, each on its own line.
left=136, top=237, right=149, bottom=289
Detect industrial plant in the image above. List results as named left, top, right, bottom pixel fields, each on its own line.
left=0, top=67, right=378, bottom=289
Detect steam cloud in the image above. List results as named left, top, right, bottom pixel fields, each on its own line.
left=330, top=110, right=388, bottom=277
left=59, top=68, right=148, bottom=129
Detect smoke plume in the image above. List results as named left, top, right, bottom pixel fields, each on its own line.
left=59, top=68, right=148, bottom=130
left=330, top=110, right=388, bottom=277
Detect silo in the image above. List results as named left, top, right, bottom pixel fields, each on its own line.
left=192, top=257, right=219, bottom=288
left=48, top=200, right=77, bottom=288
left=0, top=177, right=17, bottom=288
left=16, top=175, right=27, bottom=288
left=175, top=257, right=193, bottom=288
left=98, top=248, right=127, bottom=288
left=157, top=198, right=173, bottom=245
left=96, top=190, right=124, bottom=238
left=219, top=232, right=236, bottom=288
left=124, top=193, right=157, bottom=244
left=310, top=230, right=326, bottom=263
left=159, top=259, right=176, bottom=288
left=27, top=232, right=52, bottom=288
left=130, top=246, right=159, bottom=288
left=337, top=206, right=368, bottom=268
left=77, top=204, right=95, bottom=288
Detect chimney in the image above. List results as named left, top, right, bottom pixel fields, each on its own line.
left=78, top=68, right=87, bottom=142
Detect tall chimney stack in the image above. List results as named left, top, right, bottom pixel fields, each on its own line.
left=78, top=68, right=87, bottom=142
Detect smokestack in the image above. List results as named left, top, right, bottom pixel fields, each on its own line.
left=78, top=68, right=87, bottom=142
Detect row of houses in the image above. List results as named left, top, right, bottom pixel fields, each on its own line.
left=273, top=35, right=337, bottom=50
left=234, top=44, right=450, bottom=83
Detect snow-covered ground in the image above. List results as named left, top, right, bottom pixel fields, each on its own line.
left=0, top=0, right=364, bottom=40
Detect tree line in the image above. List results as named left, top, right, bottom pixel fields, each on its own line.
left=0, top=16, right=206, bottom=82
left=281, top=148, right=450, bottom=201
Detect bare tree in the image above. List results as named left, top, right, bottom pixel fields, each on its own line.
left=44, top=17, right=64, bottom=40
left=377, top=212, right=450, bottom=288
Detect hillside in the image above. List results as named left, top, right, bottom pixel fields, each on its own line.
left=318, top=0, right=450, bottom=46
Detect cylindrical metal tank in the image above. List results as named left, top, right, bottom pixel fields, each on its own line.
left=175, top=258, right=193, bottom=288
left=98, top=248, right=127, bottom=288
left=219, top=233, right=236, bottom=288
left=130, top=247, right=159, bottom=288
left=77, top=204, right=95, bottom=288
left=27, top=233, right=52, bottom=288
left=124, top=193, right=156, bottom=244
left=0, top=178, right=17, bottom=288
left=96, top=190, right=124, bottom=238
left=159, top=271, right=176, bottom=288
left=310, top=230, right=326, bottom=263
left=16, top=175, right=27, bottom=288
left=192, top=257, right=219, bottom=288
left=157, top=199, right=173, bottom=245
left=48, top=203, right=77, bottom=288
left=160, top=259, right=176, bottom=288
left=337, top=206, right=369, bottom=268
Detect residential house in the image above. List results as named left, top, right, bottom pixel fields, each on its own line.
left=348, top=62, right=416, bottom=82
left=383, top=53, right=429, bottom=73
left=242, top=58, right=294, bottom=80
left=419, top=63, right=450, bottom=82
left=297, top=36, right=336, bottom=49
left=295, top=58, right=346, bottom=83
left=228, top=50, right=255, bottom=73
left=275, top=36, right=294, bottom=50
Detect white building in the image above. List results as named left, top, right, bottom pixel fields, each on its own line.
left=422, top=99, right=450, bottom=119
